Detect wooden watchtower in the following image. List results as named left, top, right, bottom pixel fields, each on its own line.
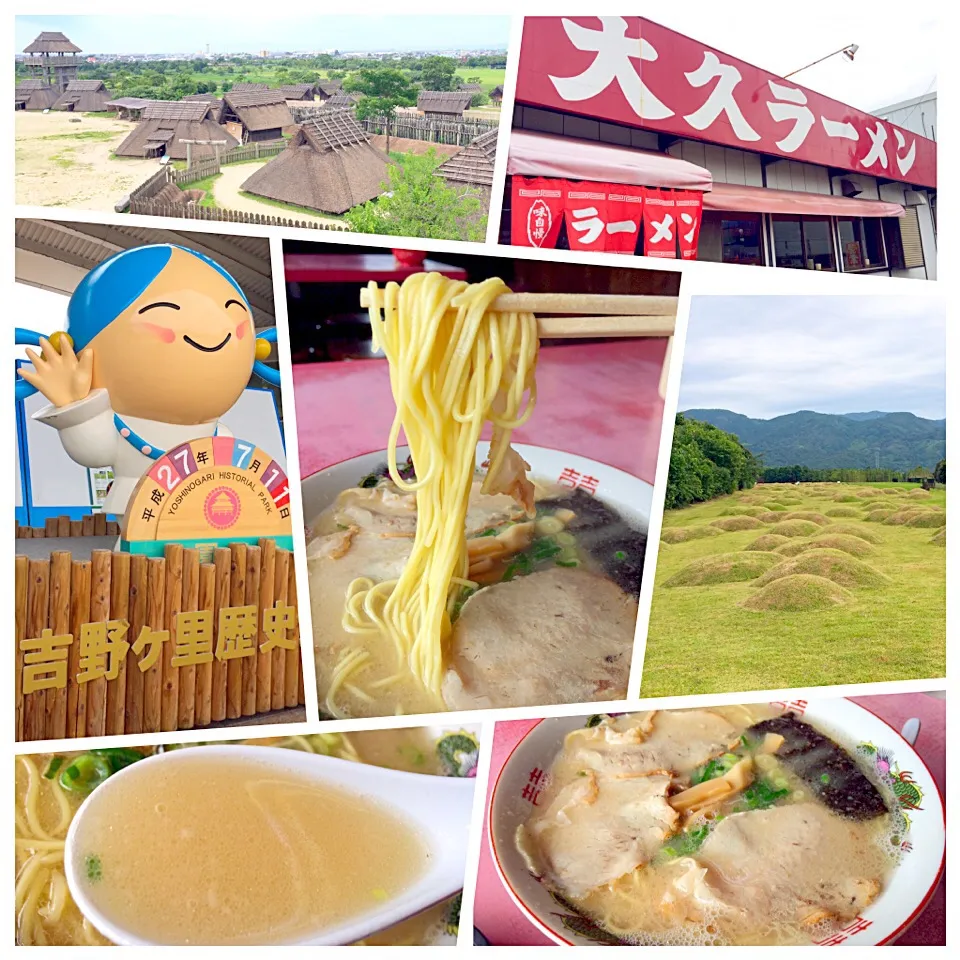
left=22, top=32, right=81, bottom=93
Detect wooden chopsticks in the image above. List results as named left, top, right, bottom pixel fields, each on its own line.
left=358, top=288, right=677, bottom=339
left=358, top=285, right=676, bottom=397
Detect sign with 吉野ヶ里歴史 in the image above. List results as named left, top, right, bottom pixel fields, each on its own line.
left=516, top=17, right=936, bottom=189
left=122, top=436, right=293, bottom=556
left=20, top=604, right=298, bottom=695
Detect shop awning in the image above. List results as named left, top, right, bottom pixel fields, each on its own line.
left=703, top=182, right=904, bottom=218
left=507, top=130, right=713, bottom=192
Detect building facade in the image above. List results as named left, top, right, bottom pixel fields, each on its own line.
left=504, top=17, right=937, bottom=280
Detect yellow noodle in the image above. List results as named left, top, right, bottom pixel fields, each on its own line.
left=343, top=273, right=538, bottom=697
left=38, top=870, right=68, bottom=924
left=20, top=756, right=51, bottom=841
left=18, top=866, right=49, bottom=945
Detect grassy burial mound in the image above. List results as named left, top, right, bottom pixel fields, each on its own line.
left=744, top=534, right=791, bottom=552
left=660, top=525, right=724, bottom=545
left=710, top=516, right=766, bottom=532
left=740, top=574, right=854, bottom=612
left=664, top=552, right=780, bottom=587
left=778, top=511, right=832, bottom=525
left=800, top=533, right=876, bottom=558
left=754, top=550, right=891, bottom=589
left=825, top=506, right=861, bottom=518
left=864, top=508, right=896, bottom=523
left=642, top=482, right=946, bottom=697
left=768, top=519, right=822, bottom=538
left=821, top=523, right=883, bottom=544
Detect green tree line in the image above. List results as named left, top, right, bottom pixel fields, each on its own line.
left=665, top=415, right=762, bottom=509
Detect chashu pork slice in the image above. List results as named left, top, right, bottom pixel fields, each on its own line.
left=564, top=709, right=740, bottom=779
left=696, top=802, right=885, bottom=924
left=521, top=772, right=678, bottom=897
left=441, top=567, right=637, bottom=710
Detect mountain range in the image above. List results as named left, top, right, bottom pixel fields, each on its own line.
left=682, top=409, right=946, bottom=471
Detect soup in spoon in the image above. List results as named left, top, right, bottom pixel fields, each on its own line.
left=69, top=752, right=429, bottom=945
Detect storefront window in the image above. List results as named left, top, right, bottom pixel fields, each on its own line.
left=772, top=215, right=836, bottom=271
left=720, top=214, right=763, bottom=265
left=837, top=217, right=886, bottom=271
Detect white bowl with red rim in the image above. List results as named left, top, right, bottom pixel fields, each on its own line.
left=301, top=443, right=653, bottom=532
left=488, top=699, right=945, bottom=946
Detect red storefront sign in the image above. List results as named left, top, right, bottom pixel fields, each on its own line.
left=511, top=177, right=564, bottom=248
left=516, top=17, right=936, bottom=190
left=563, top=182, right=610, bottom=251
left=605, top=183, right=644, bottom=253
left=512, top=176, right=701, bottom=257
left=674, top=192, right=702, bottom=259
left=643, top=189, right=677, bottom=259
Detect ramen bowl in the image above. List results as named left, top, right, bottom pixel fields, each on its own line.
left=489, top=699, right=944, bottom=946
left=301, top=444, right=653, bottom=531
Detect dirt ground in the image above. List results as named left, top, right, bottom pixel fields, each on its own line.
left=369, top=134, right=460, bottom=158
left=211, top=161, right=346, bottom=228
left=15, top=111, right=158, bottom=211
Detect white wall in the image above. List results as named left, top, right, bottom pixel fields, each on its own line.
left=667, top=139, right=762, bottom=186
left=879, top=182, right=936, bottom=280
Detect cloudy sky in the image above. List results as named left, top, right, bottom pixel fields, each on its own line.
left=648, top=6, right=937, bottom=113
left=15, top=7, right=936, bottom=111
left=678, top=296, right=945, bottom=421
left=15, top=15, right=509, bottom=55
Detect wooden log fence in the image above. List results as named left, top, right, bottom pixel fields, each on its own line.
left=361, top=114, right=497, bottom=146
left=15, top=540, right=304, bottom=741
left=17, top=515, right=120, bottom=539
left=126, top=198, right=351, bottom=230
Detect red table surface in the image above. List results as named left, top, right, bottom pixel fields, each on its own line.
left=474, top=693, right=946, bottom=947
left=293, top=339, right=668, bottom=484
left=283, top=253, right=468, bottom=284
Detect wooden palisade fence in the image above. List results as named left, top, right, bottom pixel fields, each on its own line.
left=16, top=540, right=304, bottom=741
left=360, top=114, right=497, bottom=146
left=17, top=515, right=120, bottom=539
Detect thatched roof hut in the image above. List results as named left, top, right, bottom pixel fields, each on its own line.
left=240, top=109, right=391, bottom=215
left=316, top=79, right=343, bottom=99
left=418, top=91, right=472, bottom=118
left=15, top=79, right=58, bottom=111
left=229, top=82, right=270, bottom=92
left=489, top=85, right=503, bottom=104
left=114, top=100, right=238, bottom=159
left=278, top=83, right=316, bottom=101
left=457, top=82, right=482, bottom=93
left=23, top=32, right=81, bottom=53
left=321, top=94, right=357, bottom=110
left=221, top=89, right=294, bottom=142
left=53, top=79, right=113, bottom=112
left=104, top=96, right=152, bottom=120
left=436, top=128, right=497, bottom=198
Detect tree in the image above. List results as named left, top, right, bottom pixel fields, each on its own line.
left=344, top=67, right=416, bottom=155
left=470, top=92, right=490, bottom=108
left=419, top=55, right=457, bottom=91
left=344, top=151, right=486, bottom=241
left=934, top=459, right=946, bottom=484
left=664, top=414, right=761, bottom=509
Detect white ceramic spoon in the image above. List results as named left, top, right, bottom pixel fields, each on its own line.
left=63, top=744, right=476, bottom=946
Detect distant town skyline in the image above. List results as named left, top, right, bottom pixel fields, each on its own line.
left=15, top=15, right=510, bottom=56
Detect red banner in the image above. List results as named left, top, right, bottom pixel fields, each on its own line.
left=511, top=177, right=564, bottom=248
left=562, top=182, right=610, bottom=252
left=674, top=191, right=703, bottom=259
left=643, top=189, right=677, bottom=258
left=516, top=17, right=936, bottom=189
left=604, top=183, right=644, bottom=254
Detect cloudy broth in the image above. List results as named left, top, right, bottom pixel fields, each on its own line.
left=70, top=753, right=428, bottom=945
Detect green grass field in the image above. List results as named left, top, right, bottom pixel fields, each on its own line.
left=640, top=482, right=946, bottom=696
left=454, top=67, right=504, bottom=92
